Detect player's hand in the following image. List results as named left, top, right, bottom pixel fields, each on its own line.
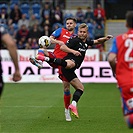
left=106, top=35, right=113, bottom=40
left=73, top=50, right=81, bottom=56
left=12, top=70, right=22, bottom=82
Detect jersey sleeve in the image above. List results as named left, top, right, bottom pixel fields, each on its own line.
left=87, top=40, right=94, bottom=46
left=109, top=38, right=118, bottom=54
left=51, top=28, right=62, bottom=38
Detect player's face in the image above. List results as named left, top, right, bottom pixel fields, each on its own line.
left=78, top=27, right=88, bottom=41
left=66, top=20, right=76, bottom=31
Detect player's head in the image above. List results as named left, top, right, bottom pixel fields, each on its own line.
left=65, top=17, right=77, bottom=32
left=126, top=10, right=133, bottom=28
left=78, top=23, right=88, bottom=41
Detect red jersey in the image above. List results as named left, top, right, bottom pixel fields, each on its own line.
left=51, top=28, right=73, bottom=59
left=115, top=29, right=133, bottom=87
left=94, top=8, right=105, bottom=19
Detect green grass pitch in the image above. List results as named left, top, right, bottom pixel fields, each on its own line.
left=0, top=83, right=132, bottom=133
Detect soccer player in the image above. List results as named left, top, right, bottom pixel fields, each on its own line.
left=34, top=23, right=113, bottom=118
left=30, top=17, right=77, bottom=121
left=108, top=11, right=133, bottom=129
left=0, top=24, right=22, bottom=98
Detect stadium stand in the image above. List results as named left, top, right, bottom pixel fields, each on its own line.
left=20, top=2, right=30, bottom=19
left=32, top=2, right=41, bottom=20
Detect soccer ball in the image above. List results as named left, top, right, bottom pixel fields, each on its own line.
left=38, top=36, right=51, bottom=48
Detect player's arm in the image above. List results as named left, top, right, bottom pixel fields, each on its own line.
left=108, top=53, right=116, bottom=76
left=93, top=35, right=113, bottom=44
left=2, top=33, right=21, bottom=82
left=2, top=34, right=19, bottom=71
left=60, top=39, right=81, bottom=56
left=107, top=38, right=117, bottom=77
left=50, top=35, right=65, bottom=45
left=49, top=28, right=65, bottom=46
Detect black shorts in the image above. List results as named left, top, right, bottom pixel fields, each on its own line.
left=0, top=75, right=4, bottom=97
left=61, top=67, right=77, bottom=82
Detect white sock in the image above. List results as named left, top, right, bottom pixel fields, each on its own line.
left=72, top=101, right=77, bottom=106
left=65, top=108, right=68, bottom=112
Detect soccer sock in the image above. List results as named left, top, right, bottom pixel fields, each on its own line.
left=126, top=114, right=133, bottom=128
left=64, top=91, right=71, bottom=109
left=71, top=89, right=83, bottom=106
left=38, top=49, right=44, bottom=56
left=47, top=58, right=67, bottom=67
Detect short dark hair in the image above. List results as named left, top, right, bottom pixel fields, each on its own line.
left=65, top=17, right=77, bottom=23
left=126, top=11, right=133, bottom=28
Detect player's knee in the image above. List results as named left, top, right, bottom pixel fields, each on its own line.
left=63, top=83, right=70, bottom=91
left=65, top=60, right=75, bottom=69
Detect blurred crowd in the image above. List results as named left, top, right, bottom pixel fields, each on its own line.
left=0, top=0, right=106, bottom=52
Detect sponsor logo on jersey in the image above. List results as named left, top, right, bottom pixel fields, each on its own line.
left=63, top=35, right=70, bottom=39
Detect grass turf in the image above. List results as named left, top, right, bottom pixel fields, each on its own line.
left=0, top=83, right=132, bottom=133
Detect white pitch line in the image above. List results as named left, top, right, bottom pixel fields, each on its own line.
left=2, top=105, right=53, bottom=108
left=1, top=105, right=119, bottom=108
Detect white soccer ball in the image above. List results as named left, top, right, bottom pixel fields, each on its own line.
left=38, top=36, right=51, bottom=48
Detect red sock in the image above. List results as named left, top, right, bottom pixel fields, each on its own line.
left=64, top=94, right=71, bottom=109
left=128, top=114, right=133, bottom=128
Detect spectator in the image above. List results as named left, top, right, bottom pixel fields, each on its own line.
left=8, top=23, right=17, bottom=39
left=94, top=24, right=104, bottom=39
left=75, top=7, right=84, bottom=23
left=52, top=5, right=63, bottom=25
left=30, top=38, right=39, bottom=49
left=17, top=37, right=26, bottom=49
left=93, top=24, right=105, bottom=61
left=63, top=12, right=74, bottom=24
left=29, top=14, right=39, bottom=29
left=40, top=14, right=51, bottom=28
left=94, top=3, right=106, bottom=25
left=18, top=14, right=29, bottom=29
left=0, top=7, right=8, bottom=24
left=52, top=22, right=63, bottom=32
left=25, top=40, right=31, bottom=49
left=86, top=23, right=94, bottom=39
left=16, top=24, right=29, bottom=46
left=41, top=24, right=52, bottom=37
left=41, top=2, right=52, bottom=22
left=84, top=6, right=94, bottom=23
left=9, top=4, right=22, bottom=24
left=29, top=23, right=42, bottom=40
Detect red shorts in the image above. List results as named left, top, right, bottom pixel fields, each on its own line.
left=120, top=84, right=133, bottom=116
left=48, top=52, right=68, bottom=82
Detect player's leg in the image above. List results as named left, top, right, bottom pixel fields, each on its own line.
left=29, top=48, right=46, bottom=68
left=58, top=66, right=71, bottom=121
left=0, top=75, right=4, bottom=98
left=69, top=78, right=84, bottom=118
left=62, top=81, right=72, bottom=121
left=29, top=50, right=55, bottom=68
left=120, top=86, right=133, bottom=128
left=61, top=67, right=84, bottom=118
